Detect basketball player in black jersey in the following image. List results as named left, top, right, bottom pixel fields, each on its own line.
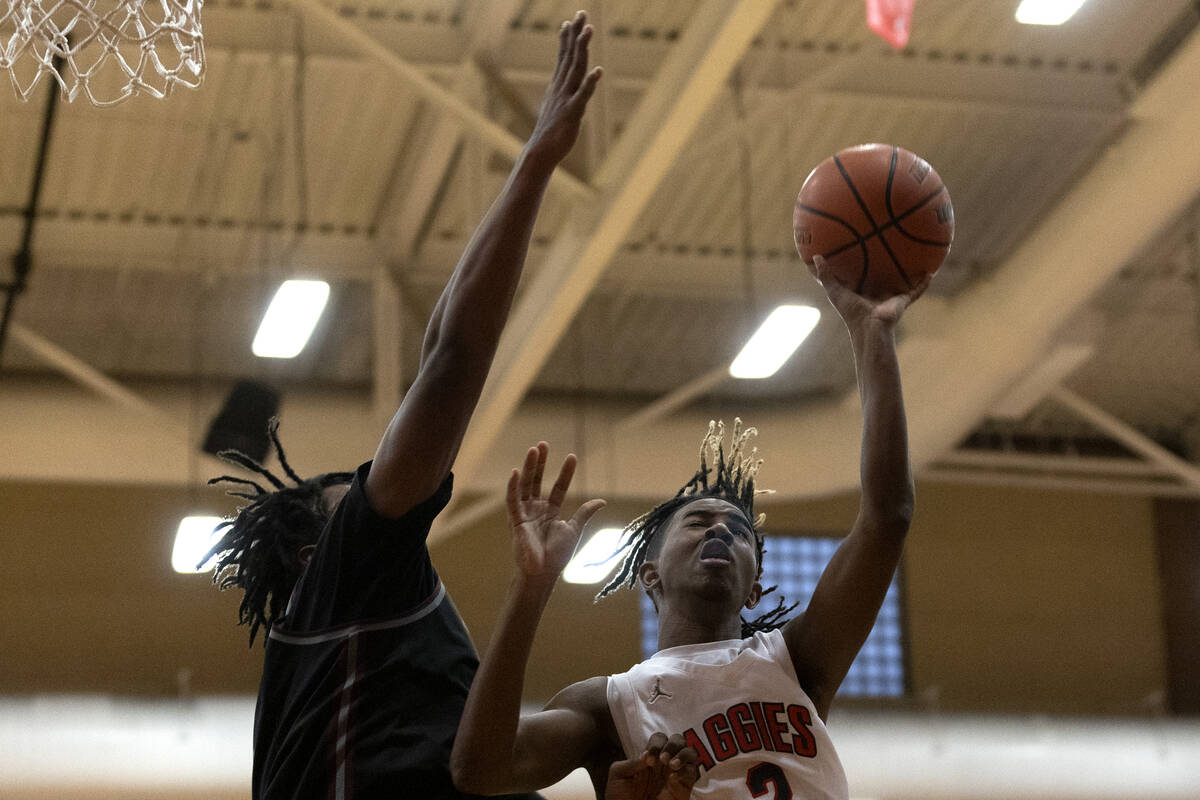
left=204, top=13, right=604, bottom=799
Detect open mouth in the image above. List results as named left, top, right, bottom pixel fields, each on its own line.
left=699, top=539, right=732, bottom=565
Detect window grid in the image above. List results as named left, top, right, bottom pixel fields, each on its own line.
left=639, top=535, right=906, bottom=697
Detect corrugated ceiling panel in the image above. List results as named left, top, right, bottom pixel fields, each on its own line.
left=303, top=55, right=424, bottom=230
left=518, top=0, right=701, bottom=34
left=775, top=0, right=1193, bottom=67
left=533, top=288, right=859, bottom=401
left=6, top=0, right=1198, bottom=444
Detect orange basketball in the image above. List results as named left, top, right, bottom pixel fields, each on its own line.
left=793, top=143, right=954, bottom=299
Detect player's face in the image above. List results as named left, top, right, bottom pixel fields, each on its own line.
left=651, top=497, right=761, bottom=612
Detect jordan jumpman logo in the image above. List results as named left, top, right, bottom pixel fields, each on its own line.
left=648, top=677, right=672, bottom=704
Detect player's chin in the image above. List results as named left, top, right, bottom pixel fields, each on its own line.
left=690, top=571, right=743, bottom=602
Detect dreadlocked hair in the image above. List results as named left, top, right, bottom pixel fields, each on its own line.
left=203, top=418, right=353, bottom=646
left=595, top=419, right=798, bottom=638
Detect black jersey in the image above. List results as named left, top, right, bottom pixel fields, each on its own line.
left=252, top=462, right=536, bottom=800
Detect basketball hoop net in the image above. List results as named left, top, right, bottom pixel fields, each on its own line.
left=0, top=0, right=204, bottom=105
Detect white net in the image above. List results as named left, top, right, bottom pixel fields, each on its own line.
left=0, top=0, right=204, bottom=105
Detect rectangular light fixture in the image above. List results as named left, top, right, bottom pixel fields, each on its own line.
left=252, top=280, right=330, bottom=359
left=1015, top=0, right=1088, bottom=25
left=729, top=304, right=820, bottom=380
left=563, top=527, right=624, bottom=585
left=172, top=516, right=225, bottom=574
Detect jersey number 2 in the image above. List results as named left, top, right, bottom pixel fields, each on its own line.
left=746, top=762, right=792, bottom=799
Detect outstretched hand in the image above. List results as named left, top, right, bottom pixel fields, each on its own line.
left=526, top=10, right=604, bottom=167
left=606, top=733, right=700, bottom=800
left=507, top=442, right=606, bottom=582
left=810, top=254, right=930, bottom=331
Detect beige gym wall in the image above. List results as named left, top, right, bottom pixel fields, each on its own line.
left=0, top=477, right=1167, bottom=715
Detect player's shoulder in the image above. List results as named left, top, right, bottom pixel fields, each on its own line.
left=546, top=675, right=609, bottom=716
left=545, top=675, right=623, bottom=774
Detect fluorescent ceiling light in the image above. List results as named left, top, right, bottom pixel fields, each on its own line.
left=563, top=527, right=624, bottom=584
left=172, top=516, right=225, bottom=574
left=729, top=304, right=820, bottom=379
left=1015, top=0, right=1088, bottom=25
left=252, top=280, right=330, bottom=358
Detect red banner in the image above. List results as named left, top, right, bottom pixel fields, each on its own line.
left=866, top=0, right=915, bottom=49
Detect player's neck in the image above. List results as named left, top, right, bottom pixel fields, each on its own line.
left=654, top=603, right=742, bottom=651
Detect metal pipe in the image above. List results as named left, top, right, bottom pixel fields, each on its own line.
left=0, top=60, right=62, bottom=364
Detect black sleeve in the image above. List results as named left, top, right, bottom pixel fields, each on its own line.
left=282, top=461, right=454, bottom=632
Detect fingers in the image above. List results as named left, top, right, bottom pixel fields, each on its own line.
left=811, top=254, right=832, bottom=284
left=546, top=452, right=577, bottom=509
left=513, top=442, right=602, bottom=527
left=798, top=234, right=818, bottom=279
left=667, top=759, right=699, bottom=799
left=570, top=66, right=603, bottom=110
left=658, top=733, right=690, bottom=767
left=907, top=272, right=933, bottom=304
left=605, top=752, right=641, bottom=781
left=643, top=732, right=669, bottom=765
left=505, top=467, right=522, bottom=526
left=518, top=445, right=539, bottom=501
left=659, top=734, right=698, bottom=799
left=567, top=22, right=593, bottom=92
left=552, top=19, right=571, bottom=83
left=531, top=441, right=548, bottom=499
left=558, top=11, right=588, bottom=91
left=569, top=498, right=607, bottom=532
left=813, top=254, right=853, bottom=304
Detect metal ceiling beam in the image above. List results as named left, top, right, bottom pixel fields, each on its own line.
left=7, top=323, right=187, bottom=440
left=371, top=0, right=529, bottom=263
left=934, top=450, right=1172, bottom=478
left=614, top=366, right=731, bottom=433
left=921, top=468, right=1200, bottom=500
left=876, top=25, right=1200, bottom=491
left=7, top=378, right=1200, bottom=505
left=282, top=0, right=593, bottom=201
left=1049, top=387, right=1200, bottom=489
left=441, top=20, right=1200, bottom=516
left=435, top=362, right=730, bottom=540
left=439, top=0, right=785, bottom=515
left=367, top=0, right=526, bottom=431
left=17, top=225, right=807, bottom=300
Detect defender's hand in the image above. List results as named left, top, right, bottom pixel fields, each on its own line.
left=525, top=10, right=603, bottom=167
left=606, top=733, right=699, bottom=800
left=507, top=442, right=605, bottom=581
left=812, top=254, right=930, bottom=332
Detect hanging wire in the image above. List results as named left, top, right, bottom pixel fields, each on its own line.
left=729, top=66, right=759, bottom=330
left=284, top=9, right=311, bottom=268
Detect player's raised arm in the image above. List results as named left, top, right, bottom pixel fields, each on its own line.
left=451, top=443, right=611, bottom=794
left=783, top=255, right=928, bottom=720
left=365, top=12, right=602, bottom=518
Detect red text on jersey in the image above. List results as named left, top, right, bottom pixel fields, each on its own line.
left=681, top=701, right=817, bottom=772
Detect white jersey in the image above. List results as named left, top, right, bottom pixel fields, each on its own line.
left=606, top=629, right=849, bottom=800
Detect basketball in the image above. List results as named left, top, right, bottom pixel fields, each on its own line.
left=793, top=143, right=954, bottom=299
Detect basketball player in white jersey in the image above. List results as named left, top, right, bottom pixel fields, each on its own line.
left=450, top=255, right=928, bottom=799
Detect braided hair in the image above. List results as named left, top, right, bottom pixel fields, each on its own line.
left=596, top=419, right=797, bottom=637
left=203, top=419, right=353, bottom=645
